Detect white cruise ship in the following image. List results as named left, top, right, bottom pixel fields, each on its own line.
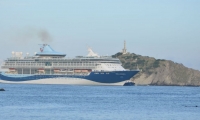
left=0, top=44, right=139, bottom=85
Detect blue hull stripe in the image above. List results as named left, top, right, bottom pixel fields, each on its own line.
left=0, top=71, right=139, bottom=83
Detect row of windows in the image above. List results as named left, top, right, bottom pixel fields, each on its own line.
left=6, top=62, right=97, bottom=64
left=94, top=73, right=110, bottom=74
left=5, top=64, right=96, bottom=66
left=6, top=60, right=119, bottom=63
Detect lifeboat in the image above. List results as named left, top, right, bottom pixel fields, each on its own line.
left=54, top=69, right=60, bottom=73
left=74, top=69, right=81, bottom=73
left=9, top=68, right=16, bottom=72
left=81, top=70, right=88, bottom=73
left=38, top=68, right=45, bottom=73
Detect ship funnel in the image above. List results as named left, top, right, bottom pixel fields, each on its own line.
left=36, top=44, right=66, bottom=57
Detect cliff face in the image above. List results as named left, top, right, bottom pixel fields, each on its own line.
left=113, top=53, right=200, bottom=86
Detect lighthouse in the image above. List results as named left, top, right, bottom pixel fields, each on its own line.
left=122, top=40, right=127, bottom=54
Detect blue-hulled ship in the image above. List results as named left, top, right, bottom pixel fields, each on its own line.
left=0, top=44, right=139, bottom=85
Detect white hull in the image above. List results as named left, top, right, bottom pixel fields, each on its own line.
left=0, top=78, right=127, bottom=86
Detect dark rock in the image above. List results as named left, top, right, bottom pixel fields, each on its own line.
left=0, top=88, right=5, bottom=91
left=185, top=105, right=198, bottom=107
left=123, top=82, right=135, bottom=86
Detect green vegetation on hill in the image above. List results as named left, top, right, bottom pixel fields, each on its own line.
left=112, top=52, right=165, bottom=74
left=112, top=52, right=200, bottom=86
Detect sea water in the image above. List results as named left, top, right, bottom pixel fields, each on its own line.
left=0, top=84, right=200, bottom=120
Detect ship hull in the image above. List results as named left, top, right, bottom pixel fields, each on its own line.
left=0, top=71, right=139, bottom=86
left=0, top=78, right=128, bottom=86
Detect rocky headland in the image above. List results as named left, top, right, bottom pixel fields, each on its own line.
left=113, top=53, right=200, bottom=86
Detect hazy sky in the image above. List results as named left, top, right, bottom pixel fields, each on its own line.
left=0, top=0, right=200, bottom=70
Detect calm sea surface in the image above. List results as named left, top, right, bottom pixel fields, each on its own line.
left=0, top=84, right=200, bottom=120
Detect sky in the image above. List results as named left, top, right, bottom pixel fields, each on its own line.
left=0, top=0, right=200, bottom=70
